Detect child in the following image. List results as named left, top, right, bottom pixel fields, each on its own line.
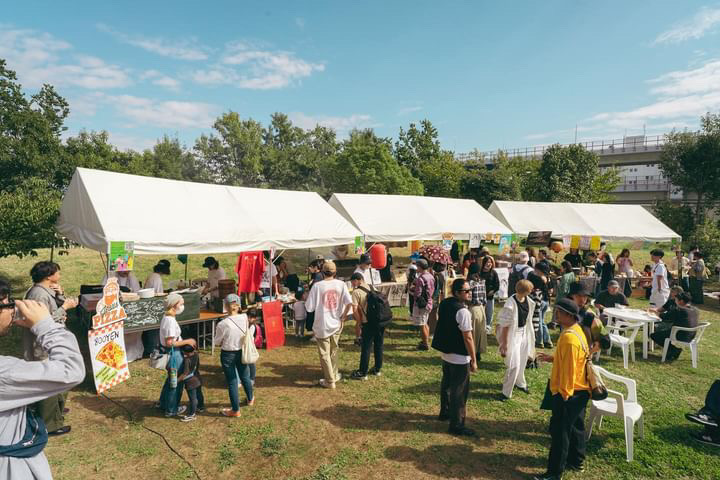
left=247, top=308, right=259, bottom=387
left=178, top=344, right=204, bottom=422
left=292, top=290, right=308, bottom=337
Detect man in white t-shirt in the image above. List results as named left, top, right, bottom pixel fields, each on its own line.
left=260, top=251, right=279, bottom=298
left=431, top=278, right=477, bottom=437
left=305, top=260, right=353, bottom=389
left=353, top=254, right=377, bottom=286
left=202, top=257, right=227, bottom=298
left=650, top=249, right=670, bottom=307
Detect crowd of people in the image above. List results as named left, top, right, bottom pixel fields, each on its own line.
left=0, top=242, right=717, bottom=479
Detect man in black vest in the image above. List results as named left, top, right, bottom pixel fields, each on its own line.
left=432, top=278, right=477, bottom=436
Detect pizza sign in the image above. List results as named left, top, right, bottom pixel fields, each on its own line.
left=92, top=278, right=127, bottom=329
left=88, top=320, right=130, bottom=393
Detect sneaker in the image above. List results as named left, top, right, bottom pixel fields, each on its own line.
left=221, top=408, right=241, bottom=418
left=181, top=414, right=197, bottom=423
left=197, top=406, right=205, bottom=413
left=687, top=411, right=719, bottom=428
left=309, top=336, right=317, bottom=343
left=517, top=386, right=530, bottom=394
left=694, top=431, right=720, bottom=447
left=318, top=379, right=336, bottom=389
left=546, top=340, right=554, bottom=348
left=417, top=343, right=429, bottom=351
left=165, top=406, right=187, bottom=417
left=350, top=370, right=368, bottom=381
left=369, top=367, right=382, bottom=377
left=566, top=462, right=585, bottom=472
left=48, top=426, right=71, bottom=436
left=448, top=426, right=476, bottom=437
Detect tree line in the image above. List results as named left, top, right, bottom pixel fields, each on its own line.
left=5, top=57, right=717, bottom=262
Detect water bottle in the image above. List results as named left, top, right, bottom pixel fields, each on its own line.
left=169, top=367, right=178, bottom=388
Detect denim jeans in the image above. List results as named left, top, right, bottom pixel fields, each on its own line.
left=535, top=301, right=551, bottom=346
left=185, top=386, right=205, bottom=416
left=359, top=324, right=385, bottom=374
left=220, top=350, right=253, bottom=411
left=159, top=348, right=184, bottom=414
left=485, top=298, right=495, bottom=328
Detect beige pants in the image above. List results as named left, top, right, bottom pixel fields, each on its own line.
left=470, top=305, right=487, bottom=354
left=316, top=329, right=342, bottom=384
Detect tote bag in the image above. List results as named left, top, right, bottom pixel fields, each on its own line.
left=242, top=326, right=260, bottom=364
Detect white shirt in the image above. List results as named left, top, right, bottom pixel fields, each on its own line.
left=144, top=272, right=164, bottom=294
left=207, top=267, right=227, bottom=298
left=441, top=308, right=473, bottom=365
left=159, top=315, right=182, bottom=347
left=353, top=266, right=374, bottom=286
left=214, top=314, right=254, bottom=351
left=652, top=262, right=670, bottom=295
left=261, top=261, right=278, bottom=289
left=305, top=279, right=352, bottom=339
left=293, top=301, right=307, bottom=321
left=102, top=272, right=140, bottom=292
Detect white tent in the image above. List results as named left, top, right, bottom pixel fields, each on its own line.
left=56, top=168, right=362, bottom=254
left=328, top=193, right=512, bottom=242
left=488, top=200, right=681, bottom=242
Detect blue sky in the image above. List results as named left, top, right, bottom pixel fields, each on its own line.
left=3, top=1, right=720, bottom=154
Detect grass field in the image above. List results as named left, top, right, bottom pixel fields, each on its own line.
left=1, top=247, right=720, bottom=480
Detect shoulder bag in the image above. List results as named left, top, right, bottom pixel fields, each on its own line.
left=566, top=328, right=608, bottom=401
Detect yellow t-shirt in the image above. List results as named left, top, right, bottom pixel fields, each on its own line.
left=351, top=286, right=368, bottom=323
left=550, top=323, right=591, bottom=400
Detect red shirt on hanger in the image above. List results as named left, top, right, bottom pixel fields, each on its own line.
left=236, top=251, right=265, bottom=293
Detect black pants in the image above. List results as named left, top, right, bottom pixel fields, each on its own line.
left=690, top=277, right=704, bottom=304
left=439, top=361, right=470, bottom=431
left=547, top=391, right=589, bottom=475
left=142, top=329, right=160, bottom=356
left=185, top=385, right=205, bottom=416
left=359, top=324, right=385, bottom=374
left=651, top=328, right=683, bottom=359
left=704, top=380, right=720, bottom=418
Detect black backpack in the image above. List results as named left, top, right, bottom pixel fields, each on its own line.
left=508, top=265, right=531, bottom=296
left=359, top=286, right=393, bottom=328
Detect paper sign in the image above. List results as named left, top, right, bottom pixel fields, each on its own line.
left=570, top=236, right=581, bottom=249
left=88, top=320, right=130, bottom=394
left=469, top=234, right=481, bottom=249
left=562, top=236, right=572, bottom=249
left=354, top=236, right=365, bottom=255
left=262, top=301, right=285, bottom=350
left=498, top=234, right=512, bottom=253
left=579, top=236, right=591, bottom=250
left=590, top=236, right=602, bottom=251
left=410, top=240, right=422, bottom=253
left=441, top=233, right=454, bottom=251
left=91, top=278, right=128, bottom=329
left=495, top=267, right=509, bottom=299
left=108, top=241, right=134, bottom=272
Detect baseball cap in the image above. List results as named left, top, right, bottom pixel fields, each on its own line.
left=568, top=281, right=591, bottom=297
left=225, top=293, right=241, bottom=304
left=202, top=256, right=217, bottom=268
left=323, top=260, right=337, bottom=274
left=359, top=254, right=371, bottom=265
left=555, top=298, right=581, bottom=322
left=416, top=259, right=429, bottom=270
left=608, top=280, right=620, bottom=288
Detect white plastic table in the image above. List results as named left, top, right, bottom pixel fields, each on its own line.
left=603, top=307, right=661, bottom=360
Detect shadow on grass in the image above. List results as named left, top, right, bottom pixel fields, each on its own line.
left=653, top=423, right=717, bottom=454
left=385, top=444, right=544, bottom=480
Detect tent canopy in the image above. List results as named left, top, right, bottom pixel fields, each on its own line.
left=488, top=200, right=680, bottom=242
left=328, top=193, right=512, bottom=242
left=56, top=168, right=362, bottom=254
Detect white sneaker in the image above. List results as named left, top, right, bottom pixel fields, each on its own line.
left=310, top=336, right=317, bottom=343
left=318, top=379, right=336, bottom=389
left=165, top=405, right=187, bottom=417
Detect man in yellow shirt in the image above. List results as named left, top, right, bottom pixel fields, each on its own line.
left=535, top=298, right=591, bottom=480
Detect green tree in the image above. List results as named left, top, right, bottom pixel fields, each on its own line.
left=394, top=120, right=441, bottom=178
left=660, top=113, right=720, bottom=224
left=65, top=130, right=140, bottom=175
left=420, top=151, right=466, bottom=197
left=652, top=200, right=695, bottom=242
left=329, top=129, right=423, bottom=195
left=459, top=152, right=541, bottom=207
left=689, top=218, right=720, bottom=267
left=532, top=144, right=619, bottom=202
left=194, top=112, right=265, bottom=187
left=142, top=135, right=208, bottom=182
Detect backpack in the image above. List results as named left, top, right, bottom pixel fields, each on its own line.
left=508, top=265, right=532, bottom=296
left=359, top=286, right=393, bottom=328
left=414, top=274, right=431, bottom=309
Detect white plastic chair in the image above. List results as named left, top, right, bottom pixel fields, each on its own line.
left=661, top=322, right=710, bottom=368
left=605, top=321, right=642, bottom=369
left=586, top=366, right=644, bottom=462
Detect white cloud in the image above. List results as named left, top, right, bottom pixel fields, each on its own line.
left=97, top=23, right=209, bottom=60
left=107, top=132, right=157, bottom=152
left=295, top=18, right=306, bottom=29
left=289, top=112, right=379, bottom=134
left=648, top=59, right=720, bottom=96
left=397, top=105, right=423, bottom=116
left=191, top=42, right=325, bottom=89
left=0, top=26, right=131, bottom=89
left=107, top=94, right=219, bottom=128
left=654, top=6, right=720, bottom=44
left=141, top=70, right=181, bottom=91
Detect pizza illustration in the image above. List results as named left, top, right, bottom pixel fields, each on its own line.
left=95, top=341, right=127, bottom=370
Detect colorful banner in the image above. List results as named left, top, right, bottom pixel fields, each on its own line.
left=469, top=234, right=481, bottom=249
left=354, top=236, right=365, bottom=255
left=579, top=236, right=591, bottom=250
left=562, top=235, right=572, bottom=249
left=410, top=240, right=422, bottom=253
left=92, top=278, right=128, bottom=329
left=441, top=232, right=454, bottom=251
left=88, top=319, right=130, bottom=394
left=262, top=301, right=285, bottom=350
left=498, top=234, right=512, bottom=253
left=108, top=241, right=134, bottom=272
left=590, top=236, right=602, bottom=251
